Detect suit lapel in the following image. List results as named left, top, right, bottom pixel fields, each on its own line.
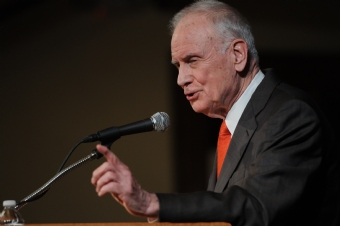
left=214, top=106, right=257, bottom=192
left=213, top=68, right=281, bottom=192
left=207, top=157, right=217, bottom=191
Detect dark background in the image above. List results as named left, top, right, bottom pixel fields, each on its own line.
left=1, top=0, right=339, bottom=223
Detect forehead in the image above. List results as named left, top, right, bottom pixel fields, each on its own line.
left=171, top=14, right=216, bottom=55
left=173, top=13, right=211, bottom=33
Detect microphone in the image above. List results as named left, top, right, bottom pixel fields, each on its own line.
left=82, top=112, right=170, bottom=144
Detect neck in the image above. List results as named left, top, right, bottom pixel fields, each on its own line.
left=212, top=63, right=260, bottom=119
left=230, top=61, right=259, bottom=105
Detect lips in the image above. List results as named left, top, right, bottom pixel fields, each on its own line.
left=185, top=91, right=199, bottom=101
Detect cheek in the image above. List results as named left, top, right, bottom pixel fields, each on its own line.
left=204, top=77, right=226, bottom=101
left=194, top=63, right=229, bottom=100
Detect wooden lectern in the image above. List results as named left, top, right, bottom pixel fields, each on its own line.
left=26, top=223, right=231, bottom=226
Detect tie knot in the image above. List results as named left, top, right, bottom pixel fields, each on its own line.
left=219, top=121, right=230, bottom=136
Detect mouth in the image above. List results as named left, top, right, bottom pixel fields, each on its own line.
left=186, top=92, right=194, bottom=97
left=185, top=91, right=198, bottom=101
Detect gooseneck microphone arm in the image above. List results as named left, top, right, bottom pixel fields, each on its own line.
left=15, top=147, right=105, bottom=210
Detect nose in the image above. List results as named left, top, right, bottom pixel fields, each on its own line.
left=177, top=64, right=193, bottom=88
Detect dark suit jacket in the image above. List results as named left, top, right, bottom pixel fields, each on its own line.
left=157, top=69, right=339, bottom=226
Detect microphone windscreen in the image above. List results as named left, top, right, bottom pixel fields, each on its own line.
left=151, top=112, right=170, bottom=132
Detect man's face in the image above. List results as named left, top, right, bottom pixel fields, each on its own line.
left=171, top=14, right=239, bottom=118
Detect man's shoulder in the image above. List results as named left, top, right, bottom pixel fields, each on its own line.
left=261, top=68, right=318, bottom=107
left=249, top=68, right=315, bottom=115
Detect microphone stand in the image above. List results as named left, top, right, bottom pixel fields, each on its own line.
left=14, top=147, right=106, bottom=210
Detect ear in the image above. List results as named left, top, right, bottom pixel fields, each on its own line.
left=230, top=39, right=248, bottom=72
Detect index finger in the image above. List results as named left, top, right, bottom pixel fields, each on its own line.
left=91, top=144, right=117, bottom=185
left=96, top=144, right=115, bottom=162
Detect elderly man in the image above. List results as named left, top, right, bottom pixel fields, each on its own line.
left=91, top=1, right=338, bottom=225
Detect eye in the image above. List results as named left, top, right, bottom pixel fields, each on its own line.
left=188, top=57, right=198, bottom=66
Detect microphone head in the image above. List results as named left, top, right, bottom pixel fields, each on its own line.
left=150, top=112, right=170, bottom=132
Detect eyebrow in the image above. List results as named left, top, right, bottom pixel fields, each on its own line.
left=171, top=59, right=178, bottom=65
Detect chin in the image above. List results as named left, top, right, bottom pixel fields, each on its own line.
left=191, top=103, right=222, bottom=119
left=190, top=103, right=209, bottom=115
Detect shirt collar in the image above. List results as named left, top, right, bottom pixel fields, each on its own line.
left=225, top=70, right=265, bottom=136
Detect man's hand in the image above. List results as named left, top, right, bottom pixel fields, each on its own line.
left=91, top=144, right=159, bottom=218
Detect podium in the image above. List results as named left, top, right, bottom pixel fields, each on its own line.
left=25, top=223, right=231, bottom=226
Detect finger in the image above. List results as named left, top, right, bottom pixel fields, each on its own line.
left=97, top=180, right=122, bottom=197
left=95, top=170, right=118, bottom=193
left=96, top=144, right=116, bottom=162
left=96, top=144, right=129, bottom=173
left=91, top=162, right=113, bottom=185
left=92, top=145, right=121, bottom=185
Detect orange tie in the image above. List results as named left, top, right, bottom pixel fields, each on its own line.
left=217, top=120, right=231, bottom=178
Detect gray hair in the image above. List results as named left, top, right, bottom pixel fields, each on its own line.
left=169, top=0, right=259, bottom=65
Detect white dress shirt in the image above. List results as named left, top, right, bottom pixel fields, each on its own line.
left=225, top=70, right=265, bottom=136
